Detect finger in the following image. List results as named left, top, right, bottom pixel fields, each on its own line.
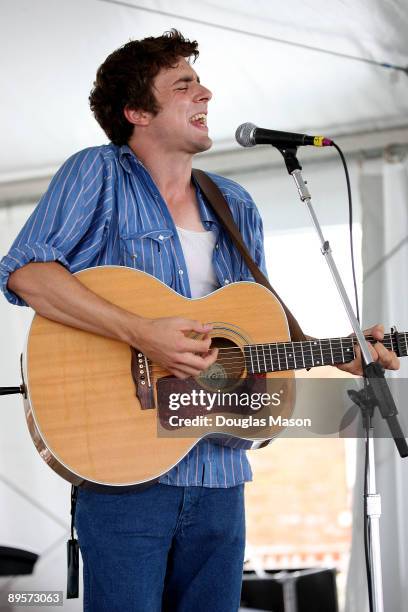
left=369, top=324, right=384, bottom=342
left=338, top=345, right=365, bottom=376
left=201, top=348, right=219, bottom=366
left=367, top=342, right=379, bottom=363
left=374, top=343, right=400, bottom=370
left=176, top=349, right=218, bottom=372
left=350, top=324, right=384, bottom=341
left=337, top=359, right=363, bottom=376
left=172, top=359, right=204, bottom=375
left=169, top=362, right=205, bottom=377
left=352, top=341, right=379, bottom=364
left=182, top=336, right=213, bottom=354
left=178, top=319, right=213, bottom=334
left=388, top=351, right=400, bottom=370
left=169, top=368, right=194, bottom=380
left=342, top=340, right=383, bottom=375
left=194, top=337, right=217, bottom=356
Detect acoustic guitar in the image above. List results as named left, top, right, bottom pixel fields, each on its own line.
left=20, top=266, right=407, bottom=490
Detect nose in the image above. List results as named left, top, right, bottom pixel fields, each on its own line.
left=194, top=82, right=212, bottom=103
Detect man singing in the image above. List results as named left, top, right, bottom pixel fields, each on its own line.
left=0, top=30, right=398, bottom=611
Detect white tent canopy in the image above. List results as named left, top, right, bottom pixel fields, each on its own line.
left=2, top=0, right=408, bottom=183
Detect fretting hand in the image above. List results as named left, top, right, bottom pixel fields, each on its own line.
left=337, top=324, right=399, bottom=376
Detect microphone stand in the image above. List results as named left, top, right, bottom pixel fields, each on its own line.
left=0, top=387, right=24, bottom=396
left=275, top=146, right=408, bottom=612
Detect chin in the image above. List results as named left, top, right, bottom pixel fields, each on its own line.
left=192, top=136, right=213, bottom=154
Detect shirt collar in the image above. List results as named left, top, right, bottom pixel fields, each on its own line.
left=117, top=144, right=219, bottom=230
left=192, top=173, right=219, bottom=230
left=118, top=144, right=142, bottom=173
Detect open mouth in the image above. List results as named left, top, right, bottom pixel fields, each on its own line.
left=189, top=113, right=208, bottom=130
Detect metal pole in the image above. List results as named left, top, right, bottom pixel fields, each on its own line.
left=367, top=429, right=384, bottom=612
left=287, top=162, right=385, bottom=612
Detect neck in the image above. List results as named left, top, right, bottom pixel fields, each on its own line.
left=127, top=137, right=194, bottom=201
left=243, top=331, right=407, bottom=374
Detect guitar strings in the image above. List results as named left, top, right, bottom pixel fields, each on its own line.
left=149, top=348, right=358, bottom=375
left=148, top=346, right=363, bottom=374
left=150, top=354, right=355, bottom=376
left=146, top=347, right=359, bottom=372
left=149, top=346, right=357, bottom=364
left=173, top=348, right=356, bottom=363
left=180, top=334, right=393, bottom=354
left=145, top=332, right=398, bottom=377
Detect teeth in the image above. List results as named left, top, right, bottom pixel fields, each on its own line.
left=190, top=113, right=207, bottom=125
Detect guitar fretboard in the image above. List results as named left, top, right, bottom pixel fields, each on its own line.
left=243, top=332, right=408, bottom=374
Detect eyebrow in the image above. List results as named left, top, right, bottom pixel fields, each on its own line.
left=172, top=75, right=201, bottom=86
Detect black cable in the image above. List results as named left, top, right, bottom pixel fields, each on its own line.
left=70, top=485, right=78, bottom=539
left=332, top=142, right=360, bottom=323
left=96, top=0, right=408, bottom=75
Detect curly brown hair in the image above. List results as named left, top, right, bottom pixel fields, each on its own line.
left=89, top=30, right=199, bottom=145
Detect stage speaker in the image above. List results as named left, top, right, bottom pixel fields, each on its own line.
left=241, top=568, right=338, bottom=612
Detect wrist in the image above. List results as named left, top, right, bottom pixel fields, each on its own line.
left=118, top=311, right=149, bottom=347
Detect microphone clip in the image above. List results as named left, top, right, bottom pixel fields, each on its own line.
left=276, top=146, right=302, bottom=175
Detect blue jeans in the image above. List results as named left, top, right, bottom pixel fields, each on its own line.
left=75, top=483, right=245, bottom=612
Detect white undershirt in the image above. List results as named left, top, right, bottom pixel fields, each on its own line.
left=176, top=226, right=219, bottom=298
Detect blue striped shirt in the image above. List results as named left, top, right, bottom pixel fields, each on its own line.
left=0, top=143, right=268, bottom=488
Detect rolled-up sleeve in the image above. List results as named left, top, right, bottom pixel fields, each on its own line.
left=0, top=147, right=110, bottom=306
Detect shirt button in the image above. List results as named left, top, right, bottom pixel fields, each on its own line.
left=158, top=235, right=164, bottom=241
left=215, top=243, right=219, bottom=249
left=224, top=279, right=230, bottom=284
left=179, top=269, right=184, bottom=275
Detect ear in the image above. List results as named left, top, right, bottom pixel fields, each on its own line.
left=123, top=106, right=152, bottom=127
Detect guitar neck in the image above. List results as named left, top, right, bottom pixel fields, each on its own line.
left=244, top=331, right=408, bottom=374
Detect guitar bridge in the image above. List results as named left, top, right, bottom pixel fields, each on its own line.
left=130, top=347, right=155, bottom=409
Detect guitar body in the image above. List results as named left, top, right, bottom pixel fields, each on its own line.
left=22, top=266, right=295, bottom=489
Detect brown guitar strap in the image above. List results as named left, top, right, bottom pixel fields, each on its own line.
left=192, top=168, right=307, bottom=342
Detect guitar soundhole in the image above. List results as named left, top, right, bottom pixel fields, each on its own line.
left=197, top=337, right=245, bottom=391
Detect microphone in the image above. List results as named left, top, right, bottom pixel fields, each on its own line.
left=235, top=122, right=333, bottom=148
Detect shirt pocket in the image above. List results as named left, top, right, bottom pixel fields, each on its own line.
left=119, top=228, right=174, bottom=286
